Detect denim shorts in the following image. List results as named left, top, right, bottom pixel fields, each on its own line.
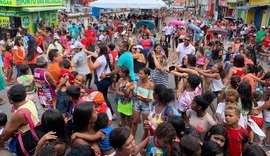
left=264, top=121, right=270, bottom=126
left=133, top=99, right=150, bottom=114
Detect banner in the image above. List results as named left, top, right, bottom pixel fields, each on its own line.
left=0, top=0, right=63, bottom=7
left=50, top=13, right=58, bottom=25
left=0, top=17, right=10, bottom=27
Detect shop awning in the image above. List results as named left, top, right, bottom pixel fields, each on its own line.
left=237, top=5, right=269, bottom=10
left=21, top=6, right=65, bottom=12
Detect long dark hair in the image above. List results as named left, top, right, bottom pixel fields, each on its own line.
left=238, top=82, right=253, bottom=111
left=73, top=102, right=96, bottom=132
left=14, top=36, right=21, bottom=46
left=97, top=43, right=110, bottom=68
left=205, top=125, right=228, bottom=153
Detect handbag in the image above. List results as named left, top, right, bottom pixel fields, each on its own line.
left=16, top=108, right=44, bottom=156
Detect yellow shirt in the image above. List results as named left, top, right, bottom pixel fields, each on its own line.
left=15, top=100, right=39, bottom=133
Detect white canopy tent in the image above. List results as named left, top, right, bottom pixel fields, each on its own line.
left=89, top=0, right=167, bottom=9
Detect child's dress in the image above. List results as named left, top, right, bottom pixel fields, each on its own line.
left=117, top=78, right=133, bottom=116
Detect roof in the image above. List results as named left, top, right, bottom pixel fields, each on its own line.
left=21, top=6, right=65, bottom=12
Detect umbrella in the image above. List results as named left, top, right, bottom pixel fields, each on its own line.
left=224, top=16, right=236, bottom=21
left=187, top=23, right=202, bottom=33
left=169, top=20, right=185, bottom=26
left=208, top=28, right=228, bottom=35
left=136, top=20, right=155, bottom=30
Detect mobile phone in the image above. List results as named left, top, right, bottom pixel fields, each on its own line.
left=169, top=66, right=175, bottom=71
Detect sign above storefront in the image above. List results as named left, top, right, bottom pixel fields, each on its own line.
left=0, top=0, right=63, bottom=7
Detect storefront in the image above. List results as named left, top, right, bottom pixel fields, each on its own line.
left=0, top=0, right=64, bottom=33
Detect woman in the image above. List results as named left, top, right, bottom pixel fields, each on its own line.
left=131, top=45, right=146, bottom=76
left=13, top=36, right=26, bottom=77
left=242, top=64, right=256, bottom=92
left=4, top=32, right=14, bottom=47
left=35, top=109, right=67, bottom=156
left=109, top=127, right=137, bottom=156
left=71, top=102, right=100, bottom=155
left=160, top=35, right=172, bottom=59
left=47, top=35, right=64, bottom=56
left=146, top=43, right=167, bottom=70
left=60, top=29, right=68, bottom=50
left=88, top=43, right=115, bottom=117
left=203, top=48, right=223, bottom=90
left=139, top=33, right=153, bottom=57
left=36, top=30, right=45, bottom=53
left=34, top=55, right=57, bottom=108
left=224, top=55, right=245, bottom=86
left=148, top=44, right=169, bottom=87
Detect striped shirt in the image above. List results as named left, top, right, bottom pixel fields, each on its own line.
left=178, top=84, right=202, bottom=112
left=150, top=69, right=169, bottom=87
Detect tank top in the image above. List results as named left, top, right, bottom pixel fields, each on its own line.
left=15, top=100, right=39, bottom=133
left=210, top=77, right=223, bottom=92
left=118, top=78, right=132, bottom=104
left=134, top=59, right=146, bottom=73
left=148, top=105, right=166, bottom=133
left=99, top=126, right=113, bottom=151
left=34, top=68, right=56, bottom=108
left=146, top=136, right=167, bottom=156
left=233, top=68, right=244, bottom=77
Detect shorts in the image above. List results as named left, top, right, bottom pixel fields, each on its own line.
left=133, top=99, right=150, bottom=114
left=213, top=91, right=221, bottom=97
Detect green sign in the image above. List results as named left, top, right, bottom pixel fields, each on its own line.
left=0, top=0, right=63, bottom=6
left=23, top=16, right=30, bottom=26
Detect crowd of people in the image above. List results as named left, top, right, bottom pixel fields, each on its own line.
left=0, top=11, right=270, bottom=156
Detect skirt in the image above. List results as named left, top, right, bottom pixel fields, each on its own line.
left=117, top=100, right=133, bottom=116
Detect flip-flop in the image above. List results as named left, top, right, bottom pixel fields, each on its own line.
left=0, top=98, right=6, bottom=105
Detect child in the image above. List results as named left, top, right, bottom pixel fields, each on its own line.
left=71, top=112, right=115, bottom=156
left=74, top=74, right=87, bottom=96
left=224, top=47, right=233, bottom=62
left=3, top=46, right=13, bottom=85
left=17, top=64, right=37, bottom=104
left=80, top=91, right=112, bottom=123
left=248, top=91, right=264, bottom=143
left=108, top=43, right=118, bottom=90
left=196, top=46, right=205, bottom=69
left=219, top=76, right=241, bottom=102
left=116, top=67, right=133, bottom=128
left=0, top=112, right=7, bottom=134
left=216, top=89, right=240, bottom=125
left=196, top=63, right=226, bottom=97
left=179, top=135, right=201, bottom=156
left=56, top=59, right=75, bottom=114
left=204, top=125, right=228, bottom=151
left=224, top=105, right=248, bottom=156
left=136, top=122, right=176, bottom=156
left=186, top=91, right=216, bottom=140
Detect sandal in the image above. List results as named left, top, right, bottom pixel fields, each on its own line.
left=0, top=98, right=6, bottom=105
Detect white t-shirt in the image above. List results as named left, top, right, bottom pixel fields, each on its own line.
left=176, top=43, right=195, bottom=65
left=96, top=55, right=111, bottom=81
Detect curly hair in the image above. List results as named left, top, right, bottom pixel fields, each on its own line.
left=155, top=122, right=176, bottom=145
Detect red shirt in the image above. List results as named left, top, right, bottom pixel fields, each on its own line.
left=226, top=125, right=248, bottom=156
left=58, top=69, right=75, bottom=85
left=81, top=38, right=90, bottom=49
left=85, top=29, right=96, bottom=44
left=262, top=35, right=270, bottom=48
left=110, top=50, right=118, bottom=66
left=4, top=52, right=12, bottom=68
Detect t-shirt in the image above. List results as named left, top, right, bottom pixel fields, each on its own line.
left=226, top=126, right=248, bottom=156
left=47, top=63, right=61, bottom=82
left=256, top=30, right=267, bottom=42
left=59, top=69, right=75, bottom=85
left=187, top=110, right=216, bottom=134
left=4, top=52, right=12, bottom=68
left=96, top=55, right=111, bottom=81
left=110, top=50, right=118, bottom=66
left=70, top=27, right=80, bottom=39
left=151, top=69, right=168, bottom=87
left=72, top=51, right=90, bottom=76
left=178, top=84, right=202, bottom=112
left=117, top=52, right=135, bottom=81
left=176, top=43, right=195, bottom=65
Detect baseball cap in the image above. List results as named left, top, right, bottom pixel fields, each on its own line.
left=85, top=91, right=105, bottom=105
left=262, top=72, right=270, bottom=80
left=134, top=45, right=143, bottom=49
left=70, top=41, right=83, bottom=49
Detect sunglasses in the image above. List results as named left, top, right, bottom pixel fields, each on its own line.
left=184, top=39, right=190, bottom=41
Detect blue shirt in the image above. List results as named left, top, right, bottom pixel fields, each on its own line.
left=117, top=52, right=135, bottom=81
left=99, top=126, right=113, bottom=151
left=69, top=27, right=79, bottom=39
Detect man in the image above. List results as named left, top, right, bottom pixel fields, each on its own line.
left=84, top=24, right=96, bottom=45
left=256, top=26, right=267, bottom=44
left=47, top=49, right=62, bottom=82
left=71, top=41, right=91, bottom=82
left=100, top=41, right=135, bottom=81
left=0, top=84, right=39, bottom=147
left=163, top=23, right=174, bottom=44
left=173, top=36, right=195, bottom=88
left=69, top=22, right=80, bottom=40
